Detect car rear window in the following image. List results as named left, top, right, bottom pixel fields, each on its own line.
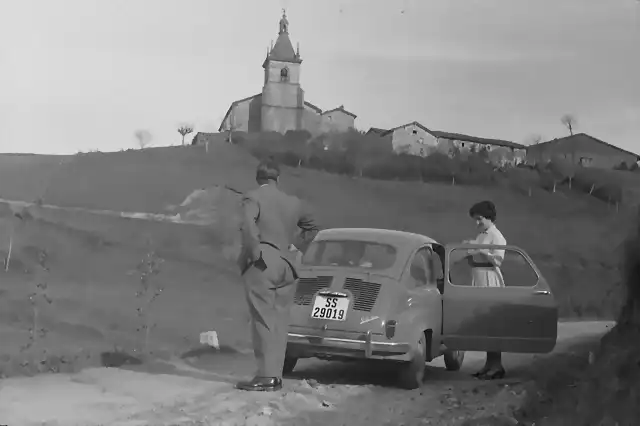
left=302, top=239, right=397, bottom=270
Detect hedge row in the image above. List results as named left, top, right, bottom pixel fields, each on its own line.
left=233, top=130, right=627, bottom=205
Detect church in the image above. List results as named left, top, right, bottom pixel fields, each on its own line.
left=218, top=11, right=357, bottom=135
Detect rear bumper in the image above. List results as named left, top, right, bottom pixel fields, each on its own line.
left=287, top=331, right=412, bottom=359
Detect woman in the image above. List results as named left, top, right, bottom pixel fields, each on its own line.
left=464, top=200, right=507, bottom=380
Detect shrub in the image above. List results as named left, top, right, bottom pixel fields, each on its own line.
left=618, top=207, right=640, bottom=325
left=546, top=158, right=576, bottom=190
left=505, top=167, right=541, bottom=197
left=456, top=153, right=496, bottom=185
left=419, top=152, right=460, bottom=184
left=592, top=182, right=623, bottom=207
left=572, top=167, right=611, bottom=197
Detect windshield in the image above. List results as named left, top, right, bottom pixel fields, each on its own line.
left=302, top=239, right=398, bottom=270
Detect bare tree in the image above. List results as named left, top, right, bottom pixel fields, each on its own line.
left=177, top=124, right=194, bottom=146
left=526, top=134, right=543, bottom=145
left=560, top=114, right=577, bottom=136
left=134, top=129, right=153, bottom=149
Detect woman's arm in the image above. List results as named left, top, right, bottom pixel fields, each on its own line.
left=468, top=249, right=503, bottom=267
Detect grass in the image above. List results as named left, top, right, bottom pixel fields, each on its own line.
left=0, top=142, right=633, bottom=377
left=515, top=208, right=640, bottom=426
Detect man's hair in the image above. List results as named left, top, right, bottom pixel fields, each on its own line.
left=256, top=157, right=280, bottom=181
left=469, top=200, right=497, bottom=222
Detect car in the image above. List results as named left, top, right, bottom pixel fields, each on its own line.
left=285, top=228, right=558, bottom=389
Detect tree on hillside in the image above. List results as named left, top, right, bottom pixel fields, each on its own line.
left=547, top=157, right=576, bottom=191
left=134, top=129, right=153, bottom=149
left=177, top=124, right=194, bottom=146
left=561, top=114, right=577, bottom=136
left=526, top=134, right=543, bottom=145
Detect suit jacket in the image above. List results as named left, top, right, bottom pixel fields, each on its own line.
left=237, top=184, right=318, bottom=275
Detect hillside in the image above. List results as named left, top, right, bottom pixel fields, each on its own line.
left=0, top=141, right=634, bottom=386
left=0, top=143, right=632, bottom=319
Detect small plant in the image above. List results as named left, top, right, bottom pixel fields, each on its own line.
left=134, top=250, right=165, bottom=355
left=20, top=250, right=52, bottom=353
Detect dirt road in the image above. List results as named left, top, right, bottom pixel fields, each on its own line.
left=0, top=321, right=613, bottom=426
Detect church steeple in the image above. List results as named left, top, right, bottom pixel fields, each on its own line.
left=279, top=9, right=289, bottom=34
left=262, top=9, right=302, bottom=68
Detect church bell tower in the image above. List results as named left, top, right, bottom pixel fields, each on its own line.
left=260, top=10, right=305, bottom=133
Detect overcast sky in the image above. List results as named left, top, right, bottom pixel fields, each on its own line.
left=1, top=0, right=638, bottom=154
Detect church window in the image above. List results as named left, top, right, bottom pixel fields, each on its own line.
left=412, top=129, right=418, bottom=135
left=280, top=67, right=289, bottom=82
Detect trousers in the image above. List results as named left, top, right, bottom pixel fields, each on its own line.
left=242, top=243, right=297, bottom=378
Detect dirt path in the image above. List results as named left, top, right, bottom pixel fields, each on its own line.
left=0, top=321, right=613, bottom=426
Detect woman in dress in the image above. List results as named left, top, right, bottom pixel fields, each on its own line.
left=465, top=200, right=507, bottom=380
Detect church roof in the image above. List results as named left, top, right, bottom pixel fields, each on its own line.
left=263, top=10, right=302, bottom=67
left=322, top=105, right=357, bottom=119
left=269, top=33, right=299, bottom=63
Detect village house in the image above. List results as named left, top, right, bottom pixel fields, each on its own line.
left=217, top=11, right=356, bottom=136
left=526, top=133, right=640, bottom=169
left=371, top=122, right=527, bottom=166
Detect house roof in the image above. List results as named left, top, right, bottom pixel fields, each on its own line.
left=380, top=121, right=432, bottom=136
left=432, top=131, right=525, bottom=149
left=321, top=105, right=357, bottom=119
left=527, top=133, right=640, bottom=159
left=366, top=127, right=388, bottom=135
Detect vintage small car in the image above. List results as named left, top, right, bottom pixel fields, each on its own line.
left=285, top=228, right=558, bottom=389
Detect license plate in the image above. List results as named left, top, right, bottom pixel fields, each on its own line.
left=311, top=295, right=349, bottom=321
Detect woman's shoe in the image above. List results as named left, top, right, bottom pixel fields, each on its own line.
left=472, top=367, right=490, bottom=378
left=479, top=368, right=506, bottom=380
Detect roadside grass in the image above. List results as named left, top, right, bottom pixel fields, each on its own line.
left=516, top=208, right=640, bottom=426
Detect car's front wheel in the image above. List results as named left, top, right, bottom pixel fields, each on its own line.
left=283, top=356, right=298, bottom=375
left=443, top=349, right=465, bottom=371
left=397, top=333, right=427, bottom=390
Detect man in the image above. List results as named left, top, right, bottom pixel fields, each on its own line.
left=236, top=158, right=318, bottom=392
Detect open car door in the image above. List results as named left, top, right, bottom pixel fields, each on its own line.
left=442, top=243, right=558, bottom=353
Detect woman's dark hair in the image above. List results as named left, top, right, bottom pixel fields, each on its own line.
left=256, top=156, right=280, bottom=182
left=469, top=200, right=497, bottom=222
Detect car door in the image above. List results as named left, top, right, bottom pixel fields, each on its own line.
left=401, top=247, right=443, bottom=339
left=442, top=243, right=558, bottom=353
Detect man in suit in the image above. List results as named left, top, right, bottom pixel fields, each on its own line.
left=236, top=158, right=318, bottom=392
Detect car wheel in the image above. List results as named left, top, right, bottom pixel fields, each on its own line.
left=397, top=332, right=427, bottom=390
left=283, top=356, right=298, bottom=375
left=443, top=349, right=465, bottom=371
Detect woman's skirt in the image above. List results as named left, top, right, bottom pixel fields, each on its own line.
left=471, top=266, right=505, bottom=287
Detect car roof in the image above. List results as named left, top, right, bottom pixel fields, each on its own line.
left=315, top=228, right=438, bottom=249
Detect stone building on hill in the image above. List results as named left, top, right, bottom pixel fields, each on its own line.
left=526, top=133, right=640, bottom=169
left=218, top=11, right=356, bottom=135
left=370, top=121, right=527, bottom=166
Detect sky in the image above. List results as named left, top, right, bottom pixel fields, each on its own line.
left=1, top=0, right=639, bottom=154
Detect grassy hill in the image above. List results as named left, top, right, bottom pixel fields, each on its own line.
left=0, top=142, right=633, bottom=377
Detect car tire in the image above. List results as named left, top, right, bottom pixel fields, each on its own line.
left=283, top=356, right=298, bottom=375
left=397, top=332, right=427, bottom=390
left=443, top=349, right=465, bottom=371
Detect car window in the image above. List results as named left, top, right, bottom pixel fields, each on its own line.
left=302, top=239, right=397, bottom=270
left=407, top=248, right=429, bottom=288
left=448, top=247, right=539, bottom=287
left=425, top=247, right=444, bottom=282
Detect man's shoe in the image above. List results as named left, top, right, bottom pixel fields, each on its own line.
left=235, top=376, right=282, bottom=392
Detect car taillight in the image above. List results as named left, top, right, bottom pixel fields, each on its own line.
left=385, top=320, right=397, bottom=339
